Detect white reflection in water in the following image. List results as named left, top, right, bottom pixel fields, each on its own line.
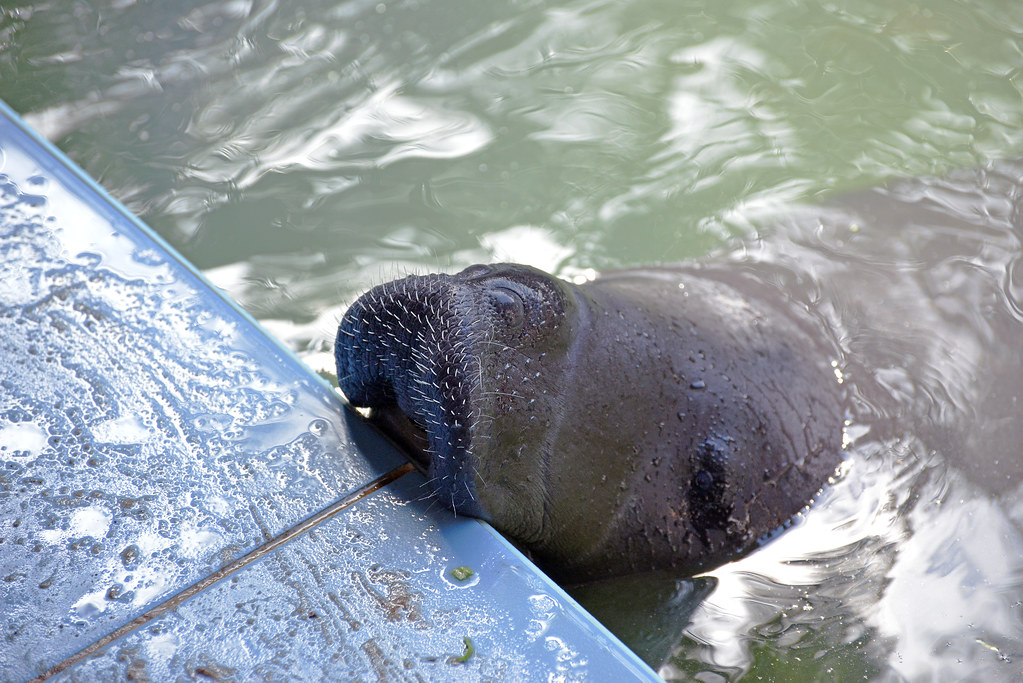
left=479, top=225, right=573, bottom=273
left=680, top=450, right=905, bottom=673
left=877, top=486, right=1023, bottom=677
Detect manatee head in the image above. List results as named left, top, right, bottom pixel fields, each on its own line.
left=336, top=262, right=844, bottom=583
left=335, top=263, right=580, bottom=541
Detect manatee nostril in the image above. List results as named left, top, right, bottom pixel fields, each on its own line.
left=490, top=286, right=525, bottom=329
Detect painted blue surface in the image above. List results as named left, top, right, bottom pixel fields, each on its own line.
left=57, top=477, right=657, bottom=681
left=0, top=100, right=660, bottom=681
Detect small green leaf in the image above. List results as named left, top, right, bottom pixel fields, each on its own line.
left=455, top=636, right=474, bottom=663
left=451, top=565, right=474, bottom=581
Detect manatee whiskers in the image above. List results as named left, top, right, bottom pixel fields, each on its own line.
left=478, top=390, right=523, bottom=400
left=414, top=479, right=446, bottom=512
left=475, top=338, right=519, bottom=354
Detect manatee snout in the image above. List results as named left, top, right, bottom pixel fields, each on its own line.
left=335, top=270, right=485, bottom=515
left=336, top=262, right=844, bottom=584
left=335, top=263, right=577, bottom=523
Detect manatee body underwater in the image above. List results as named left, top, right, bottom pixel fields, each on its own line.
left=334, top=261, right=847, bottom=584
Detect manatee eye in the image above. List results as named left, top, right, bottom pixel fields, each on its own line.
left=490, top=286, right=525, bottom=329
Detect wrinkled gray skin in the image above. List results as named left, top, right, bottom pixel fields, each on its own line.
left=336, top=261, right=845, bottom=584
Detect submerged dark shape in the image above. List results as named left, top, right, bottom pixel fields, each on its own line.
left=335, top=261, right=846, bottom=584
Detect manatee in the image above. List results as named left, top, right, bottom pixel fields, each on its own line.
left=334, top=262, right=845, bottom=584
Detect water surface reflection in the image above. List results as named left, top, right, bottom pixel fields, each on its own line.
left=665, top=163, right=1023, bottom=679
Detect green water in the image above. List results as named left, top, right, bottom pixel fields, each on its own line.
left=4, top=1, right=1023, bottom=679
left=4, top=0, right=1021, bottom=374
